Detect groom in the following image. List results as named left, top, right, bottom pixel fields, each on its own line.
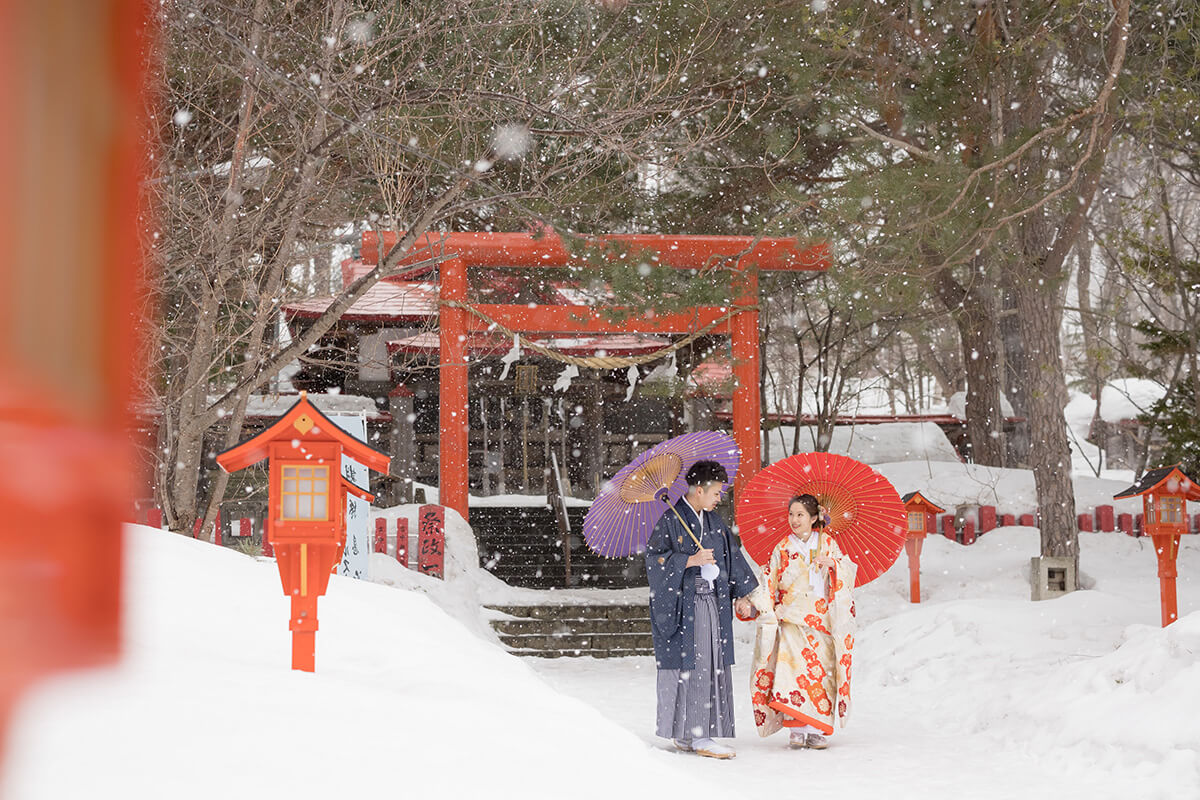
left=644, top=460, right=759, bottom=759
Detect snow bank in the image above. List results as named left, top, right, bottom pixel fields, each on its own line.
left=2, top=526, right=704, bottom=800
left=872, top=460, right=1143, bottom=517
left=767, top=421, right=961, bottom=465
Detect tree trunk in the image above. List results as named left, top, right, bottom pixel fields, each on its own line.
left=933, top=266, right=1006, bottom=466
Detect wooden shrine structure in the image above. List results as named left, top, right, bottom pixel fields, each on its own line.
left=361, top=231, right=828, bottom=524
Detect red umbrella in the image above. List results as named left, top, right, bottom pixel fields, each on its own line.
left=736, top=452, right=906, bottom=586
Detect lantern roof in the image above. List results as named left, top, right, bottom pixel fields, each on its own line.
left=901, top=490, right=946, bottom=514
left=216, top=392, right=390, bottom=475
left=1113, top=464, right=1200, bottom=501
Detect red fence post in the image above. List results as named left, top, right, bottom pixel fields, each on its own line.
left=418, top=505, right=445, bottom=578
left=239, top=518, right=251, bottom=538
left=1096, top=505, right=1115, bottom=532
left=1134, top=514, right=1144, bottom=537
left=147, top=507, right=163, bottom=529
left=374, top=518, right=387, bottom=554
left=1077, top=512, right=1094, bottom=532
left=1018, top=513, right=1035, bottom=527
left=396, top=517, right=409, bottom=567
left=1118, top=513, right=1133, bottom=536
left=192, top=518, right=202, bottom=539
left=1000, top=513, right=1015, bottom=527
left=962, top=519, right=976, bottom=545
left=262, top=517, right=273, bottom=557
left=941, top=514, right=956, bottom=541
left=979, top=506, right=996, bottom=533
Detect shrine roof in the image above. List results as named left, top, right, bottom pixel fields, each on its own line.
left=1114, top=465, right=1200, bottom=500
left=901, top=491, right=946, bottom=513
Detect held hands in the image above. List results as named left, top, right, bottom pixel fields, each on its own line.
left=814, top=554, right=836, bottom=571
left=733, top=596, right=755, bottom=619
left=686, top=548, right=716, bottom=569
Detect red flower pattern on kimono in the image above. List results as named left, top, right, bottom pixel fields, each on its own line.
left=755, top=709, right=766, bottom=726
left=755, top=670, right=774, bottom=691
left=789, top=690, right=806, bottom=706
left=804, top=613, right=831, bottom=634
left=814, top=598, right=828, bottom=614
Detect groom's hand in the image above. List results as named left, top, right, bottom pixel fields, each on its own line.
left=734, top=597, right=754, bottom=618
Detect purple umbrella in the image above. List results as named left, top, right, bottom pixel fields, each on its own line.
left=582, top=431, right=740, bottom=558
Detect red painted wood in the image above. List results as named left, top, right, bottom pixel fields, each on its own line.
left=1154, top=534, right=1182, bottom=626
left=962, top=519, right=976, bottom=545
left=941, top=514, right=956, bottom=541
left=362, top=231, right=830, bottom=272
left=374, top=518, right=387, bottom=554
left=904, top=534, right=924, bottom=603
left=1001, top=513, right=1015, bottom=527
left=1118, top=513, right=1133, bottom=536
left=147, top=507, right=162, bottom=529
left=1077, top=513, right=1094, bottom=532
left=979, top=506, right=996, bottom=533
left=239, top=518, right=251, bottom=538
left=1096, top=505, right=1114, bottom=531
left=417, top=506, right=445, bottom=579
left=1018, top=513, right=1035, bottom=527
left=396, top=517, right=409, bottom=567
left=192, top=519, right=202, bottom=539
left=731, top=269, right=761, bottom=496
left=1134, top=513, right=1144, bottom=537
left=439, top=257, right=469, bottom=524
left=261, top=518, right=273, bottom=558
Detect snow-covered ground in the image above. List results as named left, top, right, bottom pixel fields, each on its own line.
left=5, top=509, right=1197, bottom=798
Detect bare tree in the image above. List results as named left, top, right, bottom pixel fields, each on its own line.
left=146, top=0, right=748, bottom=535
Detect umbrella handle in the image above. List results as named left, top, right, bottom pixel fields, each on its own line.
left=667, top=503, right=704, bottom=550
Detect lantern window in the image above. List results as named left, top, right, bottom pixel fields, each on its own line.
left=281, top=464, right=330, bottom=520
left=907, top=511, right=925, bottom=531
left=1161, top=496, right=1183, bottom=525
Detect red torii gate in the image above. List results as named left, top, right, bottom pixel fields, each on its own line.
left=365, top=231, right=830, bottom=521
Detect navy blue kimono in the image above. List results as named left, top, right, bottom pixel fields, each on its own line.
left=644, top=498, right=759, bottom=670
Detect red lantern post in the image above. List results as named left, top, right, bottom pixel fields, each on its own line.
left=1114, top=465, right=1200, bottom=627
left=901, top=491, right=945, bottom=603
left=216, top=394, right=390, bottom=670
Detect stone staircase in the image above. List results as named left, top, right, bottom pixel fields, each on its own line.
left=486, top=602, right=655, bottom=658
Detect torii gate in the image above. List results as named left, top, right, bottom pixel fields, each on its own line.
left=365, top=231, right=830, bottom=522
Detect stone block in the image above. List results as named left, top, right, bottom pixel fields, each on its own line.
left=1031, top=555, right=1077, bottom=601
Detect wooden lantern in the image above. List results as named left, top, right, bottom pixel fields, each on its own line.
left=1114, top=465, right=1199, bottom=627
left=901, top=491, right=945, bottom=603
left=217, top=393, right=390, bottom=670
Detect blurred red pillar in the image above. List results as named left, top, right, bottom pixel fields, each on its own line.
left=0, top=0, right=151, bottom=766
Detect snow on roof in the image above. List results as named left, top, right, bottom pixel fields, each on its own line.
left=766, top=422, right=962, bottom=465
left=945, top=390, right=1016, bottom=420
left=1097, top=378, right=1168, bottom=423
left=241, top=393, right=388, bottom=421
left=282, top=281, right=438, bottom=322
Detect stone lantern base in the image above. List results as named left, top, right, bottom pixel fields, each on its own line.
left=1030, top=555, right=1077, bottom=600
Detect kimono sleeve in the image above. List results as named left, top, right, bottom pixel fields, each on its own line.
left=644, top=512, right=690, bottom=640
left=725, top=529, right=760, bottom=600
left=828, top=534, right=858, bottom=593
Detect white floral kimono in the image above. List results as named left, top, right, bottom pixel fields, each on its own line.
left=748, top=530, right=857, bottom=736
